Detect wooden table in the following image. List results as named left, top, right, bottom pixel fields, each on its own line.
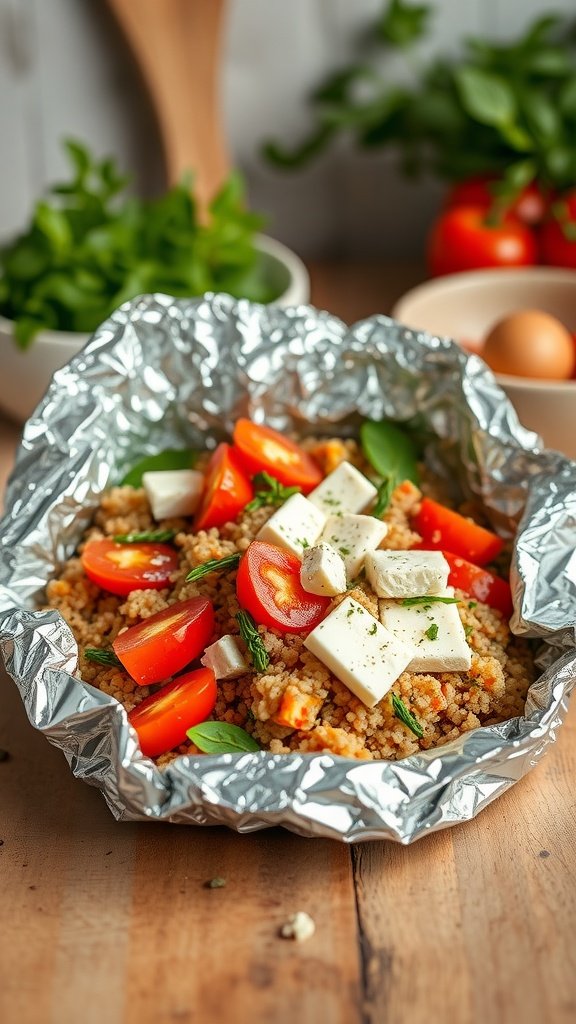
left=1, top=264, right=575, bottom=1024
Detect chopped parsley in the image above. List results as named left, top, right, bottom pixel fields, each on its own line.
left=113, top=528, right=177, bottom=544
left=338, top=546, right=351, bottom=556
left=425, top=622, right=439, bottom=641
left=236, top=610, right=270, bottom=672
left=368, top=623, right=378, bottom=635
left=245, top=472, right=300, bottom=513
left=468, top=600, right=477, bottom=609
left=391, top=693, right=424, bottom=739
left=464, top=625, right=474, bottom=638
left=186, top=552, right=241, bottom=582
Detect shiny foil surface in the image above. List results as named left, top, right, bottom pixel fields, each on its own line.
left=1, top=292, right=575, bottom=843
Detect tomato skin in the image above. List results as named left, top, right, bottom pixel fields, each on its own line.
left=442, top=551, right=513, bottom=619
left=193, top=443, right=253, bottom=532
left=540, top=191, right=576, bottom=268
left=446, top=176, right=547, bottom=226
left=128, top=668, right=217, bottom=757
left=412, top=498, right=503, bottom=566
left=232, top=419, right=322, bottom=493
left=236, top=541, right=330, bottom=633
left=81, top=539, right=178, bottom=596
left=113, top=597, right=214, bottom=685
left=427, top=205, right=537, bottom=277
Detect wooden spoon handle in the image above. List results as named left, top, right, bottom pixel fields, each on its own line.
left=107, top=0, right=230, bottom=209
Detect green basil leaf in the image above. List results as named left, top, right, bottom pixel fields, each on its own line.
left=521, top=91, right=561, bottom=143
left=186, top=721, right=261, bottom=754
left=121, top=449, right=199, bottom=488
left=375, top=0, right=430, bottom=48
left=559, top=78, right=576, bottom=119
left=455, top=67, right=516, bottom=128
left=360, top=420, right=419, bottom=486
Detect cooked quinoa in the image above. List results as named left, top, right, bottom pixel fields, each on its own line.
left=45, top=438, right=533, bottom=764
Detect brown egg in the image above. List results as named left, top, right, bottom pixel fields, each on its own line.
left=482, top=310, right=576, bottom=380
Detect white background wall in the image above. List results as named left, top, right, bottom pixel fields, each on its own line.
left=0, top=0, right=574, bottom=259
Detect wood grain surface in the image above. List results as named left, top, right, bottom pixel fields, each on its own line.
left=1, top=264, right=575, bottom=1024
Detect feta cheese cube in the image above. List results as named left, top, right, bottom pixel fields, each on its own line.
left=320, top=514, right=388, bottom=580
left=308, top=460, right=378, bottom=516
left=256, top=493, right=326, bottom=560
left=365, top=550, right=450, bottom=599
left=304, top=596, right=415, bottom=708
left=201, top=634, right=248, bottom=680
left=300, top=543, right=347, bottom=596
left=378, top=592, right=472, bottom=673
left=143, top=469, right=204, bottom=521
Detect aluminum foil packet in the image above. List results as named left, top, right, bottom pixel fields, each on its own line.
left=1, top=292, right=575, bottom=844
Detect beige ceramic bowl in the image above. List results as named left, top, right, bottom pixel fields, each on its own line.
left=0, top=234, right=310, bottom=424
left=392, top=267, right=576, bottom=457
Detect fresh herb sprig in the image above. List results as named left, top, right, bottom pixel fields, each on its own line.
left=187, top=720, right=260, bottom=754
left=360, top=419, right=419, bottom=518
left=245, top=472, right=300, bottom=513
left=186, top=552, right=241, bottom=583
left=113, top=529, right=176, bottom=544
left=265, top=2, right=576, bottom=211
left=84, top=647, right=122, bottom=667
left=402, top=595, right=459, bottom=607
left=236, top=610, right=270, bottom=672
left=0, top=140, right=274, bottom=349
left=391, top=693, right=424, bottom=739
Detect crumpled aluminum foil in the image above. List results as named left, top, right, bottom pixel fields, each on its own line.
left=1, top=292, right=575, bottom=843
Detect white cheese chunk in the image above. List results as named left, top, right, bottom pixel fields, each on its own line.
left=378, top=591, right=472, bottom=673
left=300, top=542, right=347, bottom=597
left=201, top=634, right=248, bottom=680
left=308, top=460, right=378, bottom=516
left=143, top=469, right=204, bottom=521
left=320, top=514, right=388, bottom=580
left=256, top=493, right=326, bottom=560
left=365, top=550, right=450, bottom=599
left=304, top=596, right=415, bottom=708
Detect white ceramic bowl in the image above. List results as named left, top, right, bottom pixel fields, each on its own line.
left=392, top=267, right=576, bottom=458
left=0, top=233, right=310, bottom=424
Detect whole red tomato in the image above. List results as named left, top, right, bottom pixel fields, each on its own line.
left=540, top=191, right=576, bottom=268
left=427, top=205, right=537, bottom=277
left=446, top=175, right=547, bottom=226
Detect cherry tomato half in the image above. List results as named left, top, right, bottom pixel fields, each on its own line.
left=193, top=443, right=253, bottom=532
left=81, top=539, right=178, bottom=596
left=128, top=667, right=217, bottom=757
left=446, top=175, right=547, bottom=226
left=412, top=498, right=503, bottom=567
left=113, top=596, right=214, bottom=686
left=427, top=205, right=537, bottom=277
left=232, top=419, right=322, bottom=494
left=236, top=541, right=329, bottom=633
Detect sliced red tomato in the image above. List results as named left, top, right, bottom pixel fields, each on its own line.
left=113, top=596, right=214, bottom=685
left=412, top=498, right=503, bottom=566
left=193, top=443, right=253, bottom=532
left=81, top=539, right=178, bottom=596
left=128, top=667, right=217, bottom=757
left=236, top=541, right=329, bottom=633
left=442, top=551, right=513, bottom=619
left=232, top=418, right=322, bottom=494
